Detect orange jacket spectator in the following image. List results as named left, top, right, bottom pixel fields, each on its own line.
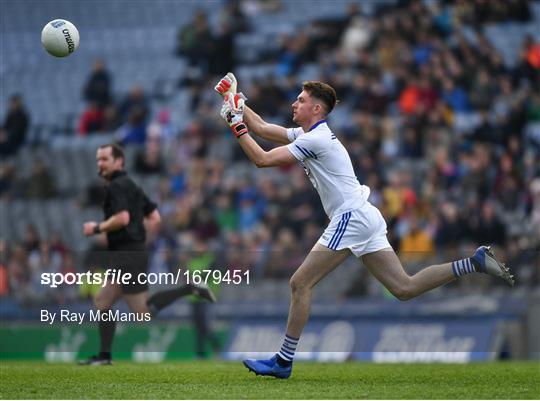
left=526, top=43, right=540, bottom=69
left=0, top=264, right=8, bottom=296
left=399, top=224, right=435, bottom=263
left=399, top=84, right=421, bottom=114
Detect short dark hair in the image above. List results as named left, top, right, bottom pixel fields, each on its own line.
left=99, top=143, right=125, bottom=165
left=302, top=81, right=338, bottom=115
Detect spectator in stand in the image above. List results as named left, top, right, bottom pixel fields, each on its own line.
left=0, top=240, right=9, bottom=297
left=340, top=14, right=372, bottom=54
left=118, top=107, right=148, bottom=145
left=530, top=178, right=540, bottom=241
left=208, top=20, right=241, bottom=75
left=275, top=33, right=307, bottom=77
left=78, top=101, right=105, bottom=135
left=265, top=228, right=303, bottom=279
left=175, top=11, right=214, bottom=72
left=148, top=109, right=176, bottom=144
left=401, top=126, right=424, bottom=159
left=470, top=201, right=507, bottom=247
left=134, top=137, right=166, bottom=175
left=473, top=111, right=500, bottom=144
left=102, top=104, right=122, bottom=132
left=435, top=202, right=465, bottom=249
left=399, top=216, right=435, bottom=264
left=27, top=241, right=61, bottom=304
left=399, top=77, right=422, bottom=114
left=187, top=238, right=221, bottom=359
left=213, top=192, right=237, bottom=233
left=0, top=263, right=8, bottom=297
left=525, top=35, right=540, bottom=70
left=22, top=225, right=40, bottom=253
left=525, top=94, right=540, bottom=137
left=441, top=78, right=470, bottom=112
left=24, top=160, right=57, bottom=199
left=192, top=208, right=220, bottom=241
left=470, top=69, right=496, bottom=110
left=221, top=0, right=250, bottom=33
left=49, top=232, right=68, bottom=257
left=0, top=162, right=18, bottom=200
left=7, top=243, right=31, bottom=302
left=119, top=86, right=149, bottom=124
left=83, top=59, right=112, bottom=108
left=0, top=95, right=29, bottom=157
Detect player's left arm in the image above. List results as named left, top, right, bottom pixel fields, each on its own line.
left=236, top=134, right=296, bottom=168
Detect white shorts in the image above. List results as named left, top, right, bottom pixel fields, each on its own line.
left=318, top=202, right=391, bottom=257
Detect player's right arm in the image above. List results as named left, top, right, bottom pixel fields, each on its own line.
left=215, top=72, right=290, bottom=144
left=243, top=106, right=290, bottom=144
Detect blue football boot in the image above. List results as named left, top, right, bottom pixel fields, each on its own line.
left=243, top=354, right=292, bottom=379
left=472, top=246, right=515, bottom=286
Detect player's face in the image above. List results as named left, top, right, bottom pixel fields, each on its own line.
left=96, top=147, right=123, bottom=178
left=292, top=91, right=316, bottom=125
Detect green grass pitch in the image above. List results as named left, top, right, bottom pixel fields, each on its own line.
left=1, top=360, right=539, bottom=399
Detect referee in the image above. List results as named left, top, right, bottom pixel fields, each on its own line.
left=80, top=143, right=215, bottom=365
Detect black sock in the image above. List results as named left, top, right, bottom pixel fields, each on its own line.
left=276, top=354, right=292, bottom=367
left=98, top=313, right=116, bottom=359
left=146, top=284, right=194, bottom=316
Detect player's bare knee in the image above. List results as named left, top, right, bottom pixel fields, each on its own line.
left=391, top=284, right=416, bottom=301
left=393, top=289, right=413, bottom=301
left=289, top=276, right=298, bottom=292
left=289, top=275, right=309, bottom=295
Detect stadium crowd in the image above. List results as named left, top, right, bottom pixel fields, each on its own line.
left=1, top=0, right=539, bottom=305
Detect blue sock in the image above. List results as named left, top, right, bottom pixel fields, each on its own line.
left=452, top=258, right=477, bottom=278
left=277, top=334, right=298, bottom=366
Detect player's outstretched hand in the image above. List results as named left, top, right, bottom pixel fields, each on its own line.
left=214, top=72, right=237, bottom=97
left=220, top=93, right=248, bottom=138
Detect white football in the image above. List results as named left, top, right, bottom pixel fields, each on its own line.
left=41, top=19, right=80, bottom=57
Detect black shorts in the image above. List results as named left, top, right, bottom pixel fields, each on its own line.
left=107, top=242, right=149, bottom=294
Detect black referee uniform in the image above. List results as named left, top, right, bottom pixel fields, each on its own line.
left=103, top=169, right=156, bottom=294
left=80, top=153, right=215, bottom=365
